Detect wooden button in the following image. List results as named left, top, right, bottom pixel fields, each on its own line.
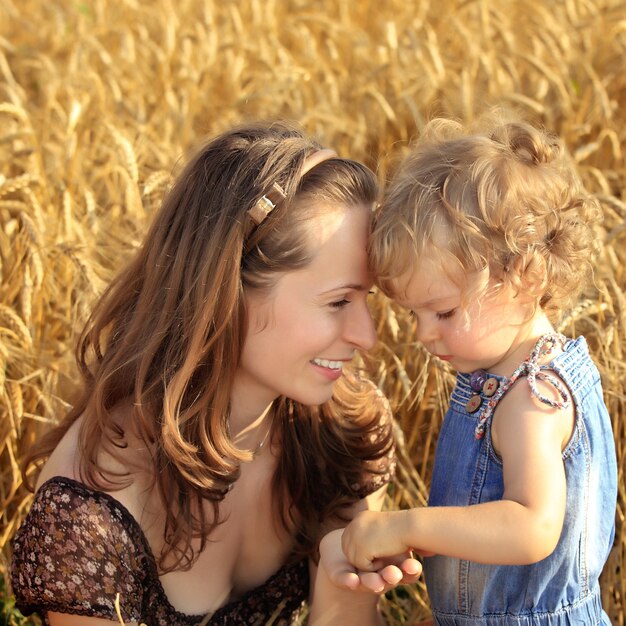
left=466, top=394, right=482, bottom=413
left=482, top=378, right=499, bottom=397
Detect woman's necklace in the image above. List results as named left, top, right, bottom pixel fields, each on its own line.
left=224, top=412, right=274, bottom=493
left=229, top=410, right=274, bottom=457
left=252, top=417, right=273, bottom=457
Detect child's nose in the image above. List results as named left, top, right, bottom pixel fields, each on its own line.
left=416, top=317, right=438, bottom=344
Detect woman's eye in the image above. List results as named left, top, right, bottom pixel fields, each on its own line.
left=330, top=299, right=350, bottom=309
left=436, top=308, right=457, bottom=320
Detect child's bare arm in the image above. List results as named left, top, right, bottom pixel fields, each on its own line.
left=343, top=381, right=574, bottom=569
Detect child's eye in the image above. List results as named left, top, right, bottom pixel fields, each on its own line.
left=436, top=308, right=457, bottom=320
left=330, top=299, right=351, bottom=309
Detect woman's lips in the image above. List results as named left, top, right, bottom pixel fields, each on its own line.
left=311, top=358, right=345, bottom=381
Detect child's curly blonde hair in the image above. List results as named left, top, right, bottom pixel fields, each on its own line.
left=371, top=114, right=602, bottom=323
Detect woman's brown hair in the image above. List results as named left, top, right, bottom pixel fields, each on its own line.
left=25, top=121, right=394, bottom=571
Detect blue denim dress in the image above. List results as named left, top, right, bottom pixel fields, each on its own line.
left=423, top=336, right=617, bottom=626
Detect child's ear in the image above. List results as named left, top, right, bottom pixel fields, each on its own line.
left=514, top=252, right=548, bottom=301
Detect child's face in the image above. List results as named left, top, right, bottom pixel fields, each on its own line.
left=394, top=257, right=537, bottom=375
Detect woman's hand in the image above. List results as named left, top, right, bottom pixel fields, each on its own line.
left=319, top=528, right=422, bottom=593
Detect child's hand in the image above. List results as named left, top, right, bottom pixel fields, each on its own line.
left=319, top=528, right=421, bottom=594
left=341, top=509, right=413, bottom=571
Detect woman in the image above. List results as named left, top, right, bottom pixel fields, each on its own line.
left=11, top=122, right=419, bottom=625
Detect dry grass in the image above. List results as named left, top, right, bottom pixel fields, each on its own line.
left=0, top=0, right=624, bottom=623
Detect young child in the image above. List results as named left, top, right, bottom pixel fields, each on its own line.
left=341, top=116, right=618, bottom=625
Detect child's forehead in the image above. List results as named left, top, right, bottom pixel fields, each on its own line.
left=392, top=259, right=465, bottom=307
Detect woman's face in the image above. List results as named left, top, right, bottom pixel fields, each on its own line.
left=234, top=204, right=376, bottom=413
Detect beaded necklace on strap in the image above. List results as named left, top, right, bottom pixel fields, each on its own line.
left=470, top=333, right=571, bottom=440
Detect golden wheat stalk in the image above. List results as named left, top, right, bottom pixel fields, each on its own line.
left=0, top=1, right=624, bottom=624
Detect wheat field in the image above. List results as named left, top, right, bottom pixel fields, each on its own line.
left=0, top=0, right=624, bottom=624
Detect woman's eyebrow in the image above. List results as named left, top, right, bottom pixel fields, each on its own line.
left=320, top=283, right=369, bottom=295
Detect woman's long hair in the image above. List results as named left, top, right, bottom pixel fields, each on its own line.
left=25, top=121, right=394, bottom=571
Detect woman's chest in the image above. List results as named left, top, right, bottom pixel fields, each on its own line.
left=157, top=457, right=295, bottom=615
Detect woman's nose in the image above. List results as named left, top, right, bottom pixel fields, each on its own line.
left=345, top=301, right=377, bottom=351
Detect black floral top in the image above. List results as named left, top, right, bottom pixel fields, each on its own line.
left=11, top=387, right=395, bottom=625
left=11, top=477, right=309, bottom=625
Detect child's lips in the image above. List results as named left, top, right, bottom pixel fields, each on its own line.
left=435, top=354, right=453, bottom=361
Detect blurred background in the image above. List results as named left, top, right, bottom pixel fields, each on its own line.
left=0, top=0, right=623, bottom=623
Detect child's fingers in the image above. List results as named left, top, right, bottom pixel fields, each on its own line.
left=341, top=527, right=376, bottom=571
left=344, top=549, right=381, bottom=572
left=348, top=553, right=380, bottom=572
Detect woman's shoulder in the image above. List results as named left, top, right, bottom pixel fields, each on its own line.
left=37, top=407, right=155, bottom=518
left=11, top=475, right=156, bottom=622
left=35, top=418, right=82, bottom=489
left=25, top=475, right=148, bottom=530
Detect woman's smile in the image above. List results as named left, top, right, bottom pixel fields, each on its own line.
left=310, top=357, right=349, bottom=380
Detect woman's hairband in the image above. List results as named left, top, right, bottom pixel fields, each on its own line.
left=299, top=148, right=337, bottom=177
left=247, top=148, right=338, bottom=226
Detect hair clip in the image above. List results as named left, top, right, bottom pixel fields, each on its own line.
left=248, top=182, right=287, bottom=225
left=247, top=149, right=337, bottom=227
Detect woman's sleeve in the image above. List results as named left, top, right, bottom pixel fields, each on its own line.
left=11, top=478, right=146, bottom=623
